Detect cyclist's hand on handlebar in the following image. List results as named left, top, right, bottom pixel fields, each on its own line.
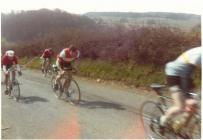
left=18, top=71, right=22, bottom=76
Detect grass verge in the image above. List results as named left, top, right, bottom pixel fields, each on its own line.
left=19, top=58, right=201, bottom=88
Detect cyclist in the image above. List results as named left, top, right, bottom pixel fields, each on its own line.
left=40, top=48, right=54, bottom=73
left=53, top=45, right=80, bottom=91
left=2, top=50, right=22, bottom=95
left=158, top=46, right=201, bottom=134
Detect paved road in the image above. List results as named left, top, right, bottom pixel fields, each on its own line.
left=2, top=69, right=157, bottom=139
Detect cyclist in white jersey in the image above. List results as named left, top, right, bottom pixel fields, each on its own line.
left=159, top=46, right=201, bottom=133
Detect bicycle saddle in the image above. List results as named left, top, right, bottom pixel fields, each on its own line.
left=150, top=83, right=166, bottom=90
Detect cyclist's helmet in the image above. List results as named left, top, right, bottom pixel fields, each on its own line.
left=6, top=50, right=15, bottom=57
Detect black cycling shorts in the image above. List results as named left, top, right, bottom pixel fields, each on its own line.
left=166, top=75, right=194, bottom=97
left=59, top=60, right=72, bottom=69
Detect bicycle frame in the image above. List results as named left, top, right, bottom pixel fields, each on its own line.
left=7, top=66, right=17, bottom=85
left=44, top=58, right=52, bottom=74
left=153, top=86, right=201, bottom=136
left=61, top=69, right=73, bottom=90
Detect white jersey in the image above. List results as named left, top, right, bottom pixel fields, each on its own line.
left=165, top=47, right=201, bottom=78
left=58, top=48, right=80, bottom=62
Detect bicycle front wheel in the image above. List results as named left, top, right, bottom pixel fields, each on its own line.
left=64, top=79, right=81, bottom=105
left=11, top=80, right=20, bottom=101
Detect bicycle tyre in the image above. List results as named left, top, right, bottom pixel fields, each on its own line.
left=64, top=79, right=81, bottom=105
left=11, top=80, right=20, bottom=101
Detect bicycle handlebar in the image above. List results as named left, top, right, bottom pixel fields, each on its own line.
left=8, top=67, right=17, bottom=72
left=63, top=68, right=73, bottom=71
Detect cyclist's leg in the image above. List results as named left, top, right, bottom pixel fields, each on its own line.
left=160, top=76, right=185, bottom=126
left=4, top=72, right=8, bottom=85
left=11, top=69, right=16, bottom=82
left=63, top=70, right=72, bottom=91
left=42, top=58, right=46, bottom=71
left=54, top=59, right=63, bottom=89
left=55, top=71, right=63, bottom=84
left=47, top=57, right=51, bottom=66
left=181, top=78, right=197, bottom=114
left=4, top=69, right=10, bottom=94
left=63, top=62, right=72, bottom=90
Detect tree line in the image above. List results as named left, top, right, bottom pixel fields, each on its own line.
left=1, top=9, right=201, bottom=65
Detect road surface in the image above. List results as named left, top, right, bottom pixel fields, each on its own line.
left=2, top=69, right=157, bottom=139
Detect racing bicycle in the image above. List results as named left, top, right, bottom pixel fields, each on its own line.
left=140, top=83, right=201, bottom=139
left=51, top=64, right=81, bottom=105
left=6, top=66, right=21, bottom=101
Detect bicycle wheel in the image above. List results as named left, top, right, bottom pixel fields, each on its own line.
left=51, top=76, right=63, bottom=98
left=11, top=80, right=20, bottom=101
left=141, top=101, right=179, bottom=139
left=64, top=79, right=81, bottom=105
left=188, top=115, right=201, bottom=139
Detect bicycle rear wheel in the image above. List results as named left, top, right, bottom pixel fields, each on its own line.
left=187, top=115, right=201, bottom=139
left=64, top=79, right=81, bottom=105
left=140, top=101, right=177, bottom=139
left=11, top=80, right=20, bottom=101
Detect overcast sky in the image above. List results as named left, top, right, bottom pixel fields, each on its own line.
left=1, top=0, right=202, bottom=15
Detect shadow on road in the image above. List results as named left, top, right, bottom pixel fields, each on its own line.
left=79, top=100, right=125, bottom=110
left=19, top=96, right=49, bottom=104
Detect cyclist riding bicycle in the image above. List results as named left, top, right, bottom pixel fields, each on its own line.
left=53, top=45, right=80, bottom=91
left=159, top=46, right=201, bottom=134
left=40, top=48, right=54, bottom=73
left=2, top=50, right=22, bottom=95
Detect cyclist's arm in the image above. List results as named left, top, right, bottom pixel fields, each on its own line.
left=2, top=57, right=8, bottom=74
left=71, top=50, right=80, bottom=70
left=13, top=56, right=21, bottom=72
left=2, top=65, right=7, bottom=74
left=40, top=51, right=46, bottom=58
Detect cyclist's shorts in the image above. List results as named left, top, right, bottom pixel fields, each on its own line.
left=166, top=75, right=194, bottom=98
left=6, top=65, right=12, bottom=70
left=58, top=60, right=72, bottom=69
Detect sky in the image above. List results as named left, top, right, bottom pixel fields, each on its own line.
left=0, top=0, right=203, bottom=15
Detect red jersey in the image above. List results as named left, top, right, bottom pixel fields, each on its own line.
left=58, top=48, right=80, bottom=62
left=42, top=49, right=54, bottom=58
left=2, top=55, right=18, bottom=66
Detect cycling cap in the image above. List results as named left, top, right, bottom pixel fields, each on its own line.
left=6, top=50, right=15, bottom=57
